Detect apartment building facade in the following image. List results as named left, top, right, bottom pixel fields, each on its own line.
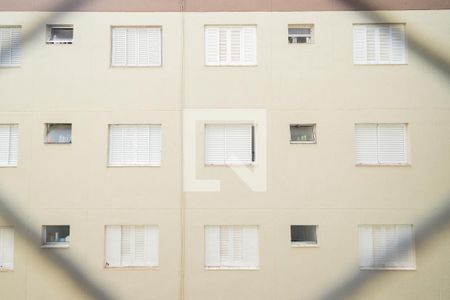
left=0, top=1, right=449, bottom=299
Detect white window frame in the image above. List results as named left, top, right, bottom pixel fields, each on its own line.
left=108, top=124, right=162, bottom=167
left=204, top=25, right=257, bottom=66
left=46, top=24, right=73, bottom=44
left=0, top=226, right=14, bottom=271
left=359, top=224, right=416, bottom=270
left=0, top=124, right=18, bottom=167
left=41, top=225, right=70, bottom=249
left=355, top=123, right=408, bottom=166
left=204, top=225, right=259, bottom=270
left=104, top=225, right=159, bottom=268
left=204, top=123, right=256, bottom=166
left=45, top=123, right=72, bottom=144
left=111, top=26, right=162, bottom=67
left=0, top=26, right=21, bottom=67
left=288, top=24, right=314, bottom=44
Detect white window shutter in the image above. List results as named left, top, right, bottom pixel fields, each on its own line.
left=242, top=26, right=257, bottom=65
left=0, top=124, right=18, bottom=166
left=353, top=25, right=367, bottom=64
left=219, top=226, right=233, bottom=266
left=0, top=227, right=14, bottom=270
left=148, top=28, right=162, bottom=66
left=225, top=125, right=252, bottom=164
left=121, top=226, right=134, bottom=266
left=390, top=25, right=406, bottom=64
left=378, top=124, right=406, bottom=164
left=378, top=25, right=391, bottom=64
left=105, top=225, right=121, bottom=267
left=242, top=226, right=259, bottom=268
left=144, top=226, right=159, bottom=267
left=112, top=28, right=127, bottom=66
left=396, top=225, right=413, bottom=267
left=355, top=124, right=378, bottom=164
left=126, top=28, right=138, bottom=66
left=205, top=226, right=220, bottom=267
left=133, top=226, right=146, bottom=266
left=205, top=27, right=219, bottom=65
left=359, top=225, right=373, bottom=268
left=149, top=125, right=162, bottom=166
left=10, top=27, right=21, bottom=66
left=205, top=125, right=226, bottom=165
left=229, top=28, right=241, bottom=64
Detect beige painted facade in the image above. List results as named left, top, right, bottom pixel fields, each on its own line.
left=0, top=8, right=449, bottom=300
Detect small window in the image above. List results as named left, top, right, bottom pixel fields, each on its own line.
left=291, top=225, right=318, bottom=246
left=42, top=225, right=70, bottom=248
left=47, top=25, right=73, bottom=44
left=45, top=123, right=71, bottom=144
left=290, top=124, right=316, bottom=143
left=288, top=25, right=313, bottom=44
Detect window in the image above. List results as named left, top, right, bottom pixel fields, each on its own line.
left=205, top=124, right=255, bottom=165
left=0, top=227, right=14, bottom=270
left=355, top=123, right=407, bottom=165
left=0, top=26, right=21, bottom=66
left=288, top=25, right=313, bottom=44
left=46, top=25, right=73, bottom=44
left=205, top=225, right=258, bottom=269
left=353, top=24, right=406, bottom=64
left=108, top=124, right=161, bottom=166
left=291, top=225, right=318, bottom=246
left=359, top=225, right=415, bottom=269
left=0, top=124, right=18, bottom=167
left=105, top=225, right=159, bottom=268
left=205, top=26, right=257, bottom=66
left=111, top=27, right=162, bottom=67
left=290, top=124, right=316, bottom=143
left=42, top=225, right=70, bottom=248
left=45, top=123, right=71, bottom=144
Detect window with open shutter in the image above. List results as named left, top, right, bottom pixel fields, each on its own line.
left=205, top=124, right=254, bottom=165
left=109, top=124, right=161, bottom=166
left=205, top=225, right=258, bottom=269
left=111, top=27, right=161, bottom=67
left=105, top=225, right=158, bottom=268
left=359, top=224, right=415, bottom=269
left=355, top=123, right=407, bottom=165
left=0, top=227, right=14, bottom=270
left=0, top=124, right=18, bottom=166
left=353, top=24, right=406, bottom=64
left=205, top=26, right=257, bottom=66
left=0, top=27, right=21, bottom=67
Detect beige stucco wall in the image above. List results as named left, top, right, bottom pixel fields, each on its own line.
left=0, top=9, right=449, bottom=300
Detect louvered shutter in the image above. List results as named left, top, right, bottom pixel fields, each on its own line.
left=109, top=125, right=161, bottom=166
left=219, top=226, right=233, bottom=266
left=242, top=27, right=257, bottom=65
left=205, top=226, right=220, bottom=267
left=359, top=225, right=374, bottom=268
left=148, top=28, right=162, bottom=66
left=144, top=226, right=159, bottom=267
left=0, top=27, right=21, bottom=66
left=230, top=28, right=241, bottom=64
left=205, top=125, right=226, bottom=164
left=225, top=125, right=252, bottom=164
left=353, top=25, right=367, bottom=64
left=112, top=28, right=127, bottom=66
left=390, top=25, right=406, bottom=64
left=242, top=226, right=258, bottom=268
left=378, top=124, right=406, bottom=164
left=133, top=226, right=146, bottom=266
left=205, top=27, right=219, bottom=65
left=0, top=227, right=14, bottom=270
left=121, top=226, right=133, bottom=266
left=105, top=225, right=121, bottom=267
left=378, top=25, right=391, bottom=64
left=396, top=225, right=414, bottom=267
left=355, top=124, right=378, bottom=164
left=0, top=124, right=18, bottom=166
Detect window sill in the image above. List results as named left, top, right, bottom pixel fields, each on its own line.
left=44, top=142, right=72, bottom=145
left=355, top=163, right=411, bottom=167
left=0, top=165, right=18, bottom=168
left=353, top=63, right=407, bottom=66
left=110, top=65, right=162, bottom=68
left=41, top=244, right=70, bottom=249
left=104, top=266, right=159, bottom=270
left=0, top=65, right=20, bottom=68
left=0, top=268, right=14, bottom=272
left=107, top=164, right=161, bottom=168
left=360, top=267, right=416, bottom=271
left=204, top=64, right=257, bottom=67
left=290, top=141, right=317, bottom=144
left=205, top=267, right=259, bottom=271
left=205, top=163, right=256, bottom=167
left=291, top=243, right=319, bottom=248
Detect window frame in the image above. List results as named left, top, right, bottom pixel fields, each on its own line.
left=290, top=225, right=319, bottom=247
left=289, top=124, right=317, bottom=144
left=288, top=24, right=314, bottom=44
left=46, top=24, right=74, bottom=44
left=44, top=123, right=72, bottom=144
left=41, top=225, right=70, bottom=249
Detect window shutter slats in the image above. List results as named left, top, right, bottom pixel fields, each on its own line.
left=355, top=124, right=378, bottom=164
left=397, top=225, right=414, bottom=267
left=134, top=226, right=146, bottom=266
left=205, top=26, right=256, bottom=66
left=390, top=25, right=406, bottom=64
left=109, top=124, right=161, bottom=166
left=121, top=226, right=133, bottom=266
left=0, top=28, right=12, bottom=65
left=0, top=124, right=18, bottom=166
left=144, top=226, right=159, bottom=267
left=353, top=25, right=367, bottom=64
left=242, top=226, right=259, bottom=268
left=0, top=227, right=14, bottom=270
left=112, top=27, right=161, bottom=67
left=378, top=124, right=406, bottom=164
left=205, top=226, right=220, bottom=267
left=10, top=27, right=21, bottom=66
left=205, top=125, right=226, bottom=165
left=105, top=225, right=121, bottom=267
left=358, top=225, right=374, bottom=268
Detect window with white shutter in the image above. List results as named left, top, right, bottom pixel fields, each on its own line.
left=105, top=225, right=158, bottom=268
left=359, top=224, right=415, bottom=269
left=205, top=26, right=257, bottom=66
left=0, top=124, right=18, bottom=167
left=205, top=124, right=255, bottom=165
left=111, top=27, right=162, bottom=67
left=0, top=26, right=21, bottom=67
left=205, top=225, right=259, bottom=269
left=0, top=227, right=14, bottom=270
left=353, top=24, right=406, bottom=64
left=355, top=123, right=407, bottom=165
left=108, top=124, right=161, bottom=166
